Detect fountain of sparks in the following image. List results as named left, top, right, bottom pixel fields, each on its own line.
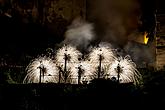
left=55, top=44, right=82, bottom=84
left=23, top=42, right=142, bottom=85
left=87, top=44, right=117, bottom=79
left=72, top=61, right=96, bottom=84
left=107, top=55, right=142, bottom=85
left=23, top=56, right=58, bottom=84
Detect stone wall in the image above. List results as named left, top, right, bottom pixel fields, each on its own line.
left=156, top=14, right=165, bottom=70
left=11, top=0, right=86, bottom=24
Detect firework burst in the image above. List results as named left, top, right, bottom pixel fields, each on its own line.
left=55, top=45, right=82, bottom=83
left=107, top=55, right=141, bottom=85
left=87, top=44, right=117, bottom=78
left=71, top=61, right=96, bottom=84
left=23, top=56, right=58, bottom=83
left=23, top=42, right=142, bottom=85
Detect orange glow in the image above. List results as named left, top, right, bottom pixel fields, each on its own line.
left=144, top=32, right=149, bottom=44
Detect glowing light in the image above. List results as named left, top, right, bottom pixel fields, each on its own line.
left=107, top=55, right=141, bottom=85
left=23, top=56, right=58, bottom=84
left=23, top=43, right=142, bottom=85
left=55, top=44, right=82, bottom=83
left=73, top=61, right=96, bottom=84
left=87, top=43, right=117, bottom=78
left=144, top=32, right=149, bottom=44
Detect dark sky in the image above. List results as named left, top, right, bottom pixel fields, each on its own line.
left=0, top=0, right=161, bottom=63
left=140, top=0, right=156, bottom=36
left=156, top=0, right=165, bottom=14
left=141, top=0, right=165, bottom=15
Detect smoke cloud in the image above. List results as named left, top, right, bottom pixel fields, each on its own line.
left=124, top=41, right=155, bottom=68
left=61, top=0, right=155, bottom=68
left=87, top=0, right=141, bottom=48
left=86, top=0, right=155, bottom=67
left=62, top=17, right=95, bottom=53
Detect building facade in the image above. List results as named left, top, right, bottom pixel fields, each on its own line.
left=156, top=14, right=165, bottom=70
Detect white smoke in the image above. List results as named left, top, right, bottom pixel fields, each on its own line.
left=87, top=0, right=141, bottom=48
left=63, top=17, right=95, bottom=52
left=124, top=41, right=155, bottom=68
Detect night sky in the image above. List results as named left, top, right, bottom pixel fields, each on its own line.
left=1, top=1, right=165, bottom=109
left=0, top=0, right=161, bottom=64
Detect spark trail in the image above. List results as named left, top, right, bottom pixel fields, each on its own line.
left=55, top=45, right=82, bottom=83
left=23, top=56, right=58, bottom=83
left=107, top=55, right=142, bottom=85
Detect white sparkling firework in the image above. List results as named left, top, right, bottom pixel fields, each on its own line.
left=71, top=61, right=96, bottom=84
left=23, top=56, right=58, bottom=83
left=107, top=55, right=141, bottom=85
left=23, top=42, right=142, bottom=85
left=55, top=45, right=82, bottom=83
left=87, top=43, right=117, bottom=78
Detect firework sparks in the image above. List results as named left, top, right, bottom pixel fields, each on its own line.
left=71, top=61, right=96, bottom=84
left=107, top=55, right=141, bottom=85
left=23, top=56, right=58, bottom=83
left=23, top=43, right=142, bottom=85
left=55, top=45, right=82, bottom=83
left=87, top=43, right=117, bottom=78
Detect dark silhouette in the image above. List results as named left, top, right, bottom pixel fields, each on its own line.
left=37, top=61, right=46, bottom=83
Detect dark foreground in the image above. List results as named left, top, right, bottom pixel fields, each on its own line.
left=1, top=80, right=165, bottom=110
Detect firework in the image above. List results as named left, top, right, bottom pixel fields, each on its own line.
left=87, top=43, right=117, bottom=78
left=23, top=56, right=58, bottom=83
left=23, top=43, right=142, bottom=85
left=55, top=44, right=82, bottom=83
left=71, top=61, right=96, bottom=84
left=107, top=55, right=141, bottom=85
